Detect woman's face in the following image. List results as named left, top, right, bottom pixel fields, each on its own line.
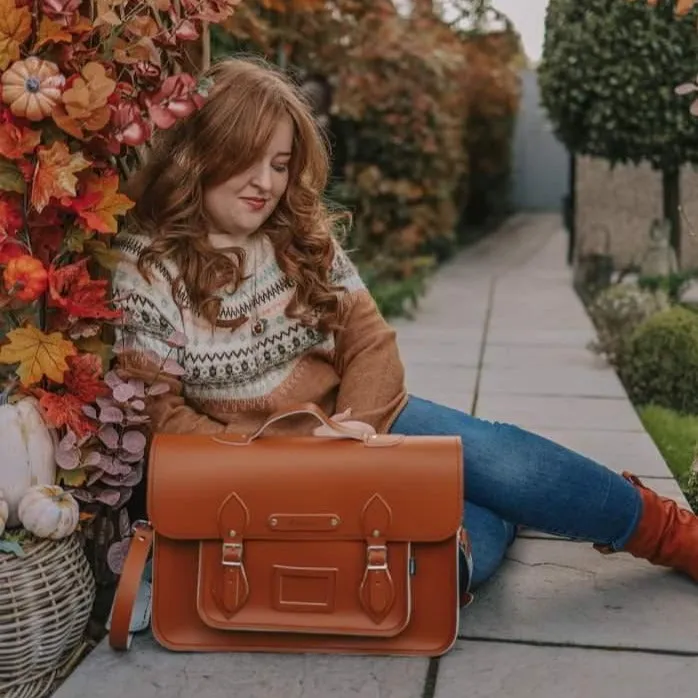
left=203, top=114, right=294, bottom=245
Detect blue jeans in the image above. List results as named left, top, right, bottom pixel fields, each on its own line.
left=389, top=396, right=643, bottom=590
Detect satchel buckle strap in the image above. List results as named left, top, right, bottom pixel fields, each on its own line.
left=221, top=542, right=244, bottom=567
left=366, top=544, right=389, bottom=571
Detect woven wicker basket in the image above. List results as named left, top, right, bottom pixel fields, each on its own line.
left=0, top=533, right=96, bottom=698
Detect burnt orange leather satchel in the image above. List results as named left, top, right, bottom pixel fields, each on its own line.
left=109, top=403, right=470, bottom=656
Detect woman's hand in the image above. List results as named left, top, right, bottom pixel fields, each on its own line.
left=312, top=408, right=376, bottom=438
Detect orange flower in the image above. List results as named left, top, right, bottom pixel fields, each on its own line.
left=1, top=56, right=65, bottom=121
left=3, top=254, right=48, bottom=302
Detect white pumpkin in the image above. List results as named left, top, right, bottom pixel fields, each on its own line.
left=0, top=488, right=8, bottom=537
left=18, top=485, right=79, bottom=540
left=0, top=397, right=56, bottom=527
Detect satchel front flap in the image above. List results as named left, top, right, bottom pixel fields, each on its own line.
left=147, top=434, right=463, bottom=542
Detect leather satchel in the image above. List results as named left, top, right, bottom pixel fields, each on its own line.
left=109, top=403, right=472, bottom=656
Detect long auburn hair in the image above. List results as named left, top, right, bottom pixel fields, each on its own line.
left=126, top=56, right=348, bottom=332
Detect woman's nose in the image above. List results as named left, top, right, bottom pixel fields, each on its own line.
left=250, top=164, right=273, bottom=191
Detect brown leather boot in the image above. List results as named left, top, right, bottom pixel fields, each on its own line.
left=594, top=471, right=698, bottom=581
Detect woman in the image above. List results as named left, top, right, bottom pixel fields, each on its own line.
left=112, top=56, right=698, bottom=591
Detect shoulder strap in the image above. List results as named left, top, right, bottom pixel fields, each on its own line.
left=109, top=522, right=154, bottom=651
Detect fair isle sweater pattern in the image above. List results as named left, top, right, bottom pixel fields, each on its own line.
left=111, top=232, right=365, bottom=406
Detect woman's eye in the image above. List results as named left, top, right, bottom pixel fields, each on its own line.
left=273, top=163, right=289, bottom=173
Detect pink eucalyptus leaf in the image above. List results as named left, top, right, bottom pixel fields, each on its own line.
left=113, top=383, right=136, bottom=403
left=146, top=382, right=170, bottom=396
left=72, top=489, right=95, bottom=503
left=119, top=508, right=130, bottom=538
left=118, top=449, right=144, bottom=463
left=83, top=451, right=102, bottom=468
left=130, top=399, right=146, bottom=411
left=104, top=371, right=123, bottom=389
left=82, top=405, right=98, bottom=419
left=161, top=358, right=185, bottom=376
left=55, top=446, right=80, bottom=470
left=98, top=424, right=120, bottom=449
left=58, top=430, right=77, bottom=450
left=128, top=379, right=146, bottom=398
left=121, top=464, right=144, bottom=487
left=676, top=82, right=698, bottom=95
left=121, top=430, right=146, bottom=455
left=124, top=413, right=150, bottom=425
left=100, top=405, right=125, bottom=423
left=87, top=468, right=105, bottom=486
left=95, top=488, right=122, bottom=506
left=96, top=396, right=114, bottom=410
left=107, top=538, right=131, bottom=575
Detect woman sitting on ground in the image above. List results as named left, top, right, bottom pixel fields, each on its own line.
left=112, top=55, right=698, bottom=591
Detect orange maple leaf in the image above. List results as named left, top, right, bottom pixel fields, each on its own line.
left=63, top=352, right=109, bottom=403
left=31, top=141, right=91, bottom=213
left=34, top=16, right=73, bottom=51
left=0, top=121, right=41, bottom=160
left=74, top=173, right=134, bottom=234
left=36, top=389, right=96, bottom=437
left=0, top=325, right=77, bottom=386
left=48, top=258, right=123, bottom=320
left=0, top=0, right=31, bottom=70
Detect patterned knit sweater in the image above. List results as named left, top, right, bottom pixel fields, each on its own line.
left=111, top=231, right=408, bottom=436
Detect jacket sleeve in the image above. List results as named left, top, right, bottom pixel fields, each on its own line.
left=111, top=246, right=228, bottom=435
left=331, top=242, right=408, bottom=433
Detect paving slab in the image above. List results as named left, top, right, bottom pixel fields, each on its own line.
left=403, top=365, right=477, bottom=413
left=52, top=633, right=429, bottom=698
left=529, top=427, right=673, bottom=479
left=475, top=394, right=646, bottom=432
left=486, top=327, right=597, bottom=347
left=478, top=365, right=627, bottom=399
left=482, top=344, right=607, bottom=369
left=435, top=641, right=698, bottom=698
left=457, top=537, right=698, bottom=654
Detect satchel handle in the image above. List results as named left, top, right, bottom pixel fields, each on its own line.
left=212, top=402, right=402, bottom=447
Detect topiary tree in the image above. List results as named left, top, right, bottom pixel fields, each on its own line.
left=539, top=0, right=698, bottom=263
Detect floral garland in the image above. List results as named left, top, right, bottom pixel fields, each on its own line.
left=0, top=0, right=240, bottom=565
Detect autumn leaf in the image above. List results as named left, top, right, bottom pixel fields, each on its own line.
left=0, top=122, right=41, bottom=160
left=84, top=238, right=126, bottom=269
left=48, top=258, right=122, bottom=319
left=0, top=156, right=25, bottom=193
left=64, top=352, right=109, bottom=403
left=36, top=389, right=96, bottom=437
left=31, top=141, right=91, bottom=213
left=34, top=16, right=72, bottom=50
left=0, top=325, right=77, bottom=386
left=57, top=466, right=88, bottom=488
left=0, top=0, right=31, bottom=70
left=74, top=173, right=134, bottom=234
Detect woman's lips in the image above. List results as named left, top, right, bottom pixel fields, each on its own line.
left=241, top=197, right=267, bottom=211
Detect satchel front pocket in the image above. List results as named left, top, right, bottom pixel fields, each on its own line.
left=196, top=538, right=412, bottom=637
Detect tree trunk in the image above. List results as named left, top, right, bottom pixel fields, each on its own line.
left=662, top=166, right=681, bottom=266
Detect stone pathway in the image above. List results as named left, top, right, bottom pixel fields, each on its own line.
left=53, top=214, right=698, bottom=698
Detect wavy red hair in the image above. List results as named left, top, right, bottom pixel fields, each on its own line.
left=126, top=55, right=348, bottom=331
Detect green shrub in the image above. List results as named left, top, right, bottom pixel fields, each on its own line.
left=586, top=284, right=669, bottom=365
left=620, top=306, right=698, bottom=414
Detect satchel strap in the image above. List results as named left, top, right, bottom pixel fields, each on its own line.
left=109, top=521, right=154, bottom=652
left=210, top=402, right=404, bottom=446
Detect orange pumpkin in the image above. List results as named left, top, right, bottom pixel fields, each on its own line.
left=1, top=58, right=65, bottom=122
left=3, top=255, right=48, bottom=302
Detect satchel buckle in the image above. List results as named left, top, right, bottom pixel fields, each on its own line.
left=366, top=544, right=388, bottom=571
left=221, top=542, right=244, bottom=567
